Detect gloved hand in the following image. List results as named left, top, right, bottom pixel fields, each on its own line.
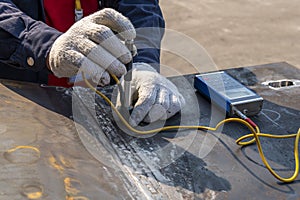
left=117, top=63, right=186, bottom=127
left=48, top=8, right=136, bottom=86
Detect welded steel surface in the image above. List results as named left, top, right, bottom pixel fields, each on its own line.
left=0, top=62, right=299, bottom=199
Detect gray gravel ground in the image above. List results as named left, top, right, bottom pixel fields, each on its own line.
left=160, top=0, right=300, bottom=76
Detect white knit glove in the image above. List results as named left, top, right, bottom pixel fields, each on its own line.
left=117, top=63, right=186, bottom=127
left=48, top=8, right=136, bottom=85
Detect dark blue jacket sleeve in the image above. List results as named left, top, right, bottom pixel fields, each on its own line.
left=0, top=0, right=61, bottom=72
left=117, top=0, right=165, bottom=71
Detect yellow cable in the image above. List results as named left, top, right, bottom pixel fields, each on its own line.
left=235, top=125, right=300, bottom=182
left=75, top=0, right=82, bottom=11
left=81, top=72, right=299, bottom=183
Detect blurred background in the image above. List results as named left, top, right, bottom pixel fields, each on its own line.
left=159, top=0, right=300, bottom=76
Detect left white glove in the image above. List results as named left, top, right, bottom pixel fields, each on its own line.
left=48, top=8, right=136, bottom=85
left=116, top=63, right=186, bottom=127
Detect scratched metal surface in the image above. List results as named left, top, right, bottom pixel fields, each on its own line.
left=0, top=62, right=299, bottom=199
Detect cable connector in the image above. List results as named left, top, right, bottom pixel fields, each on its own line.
left=75, top=0, right=83, bottom=22
left=233, top=107, right=257, bottom=128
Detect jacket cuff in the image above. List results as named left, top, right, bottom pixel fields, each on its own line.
left=10, top=21, right=62, bottom=72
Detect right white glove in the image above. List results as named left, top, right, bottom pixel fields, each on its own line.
left=48, top=8, right=136, bottom=86
left=116, top=63, right=186, bottom=127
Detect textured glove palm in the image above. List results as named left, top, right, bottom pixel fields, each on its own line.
left=117, top=63, right=186, bottom=127
left=48, top=8, right=136, bottom=85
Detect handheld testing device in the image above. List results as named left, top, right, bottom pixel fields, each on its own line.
left=194, top=71, right=264, bottom=116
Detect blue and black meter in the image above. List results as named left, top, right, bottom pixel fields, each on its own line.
left=194, top=71, right=263, bottom=116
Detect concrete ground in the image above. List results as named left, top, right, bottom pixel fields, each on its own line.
left=160, top=0, right=300, bottom=76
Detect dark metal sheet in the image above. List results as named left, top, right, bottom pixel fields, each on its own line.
left=0, top=62, right=299, bottom=199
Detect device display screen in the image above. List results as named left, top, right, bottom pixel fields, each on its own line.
left=220, top=88, right=254, bottom=100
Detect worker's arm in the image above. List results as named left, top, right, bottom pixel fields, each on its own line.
left=0, top=0, right=61, bottom=71
left=117, top=0, right=165, bottom=71
left=0, top=1, right=136, bottom=85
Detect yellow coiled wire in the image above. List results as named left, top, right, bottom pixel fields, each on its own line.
left=82, top=72, right=300, bottom=183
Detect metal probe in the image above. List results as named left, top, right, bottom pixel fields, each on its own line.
left=123, top=39, right=134, bottom=109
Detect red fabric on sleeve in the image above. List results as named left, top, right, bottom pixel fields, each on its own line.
left=44, top=0, right=99, bottom=32
left=44, top=0, right=99, bottom=86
